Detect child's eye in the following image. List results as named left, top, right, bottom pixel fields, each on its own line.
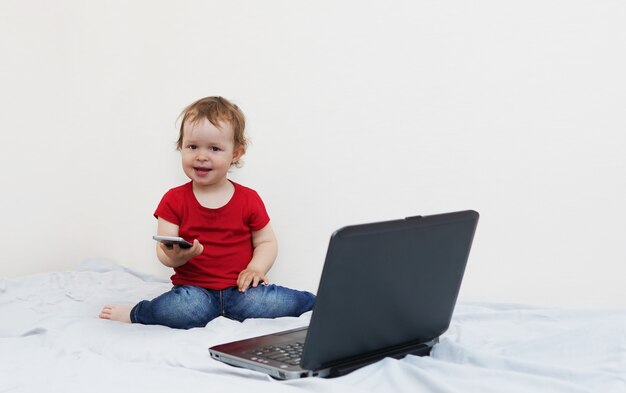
left=210, top=146, right=222, bottom=152
left=187, top=144, right=197, bottom=150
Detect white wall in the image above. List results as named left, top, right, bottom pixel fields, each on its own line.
left=1, top=0, right=625, bottom=308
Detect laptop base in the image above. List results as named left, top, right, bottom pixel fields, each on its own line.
left=210, top=335, right=438, bottom=380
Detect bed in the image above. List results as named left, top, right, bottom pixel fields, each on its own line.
left=2, top=258, right=625, bottom=392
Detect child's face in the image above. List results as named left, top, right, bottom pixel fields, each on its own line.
left=180, top=118, right=242, bottom=189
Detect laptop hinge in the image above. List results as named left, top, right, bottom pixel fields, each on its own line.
left=325, top=338, right=438, bottom=378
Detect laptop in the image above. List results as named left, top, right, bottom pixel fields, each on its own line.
left=209, top=210, right=479, bottom=379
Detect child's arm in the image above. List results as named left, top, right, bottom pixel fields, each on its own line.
left=156, top=217, right=204, bottom=268
left=237, top=223, right=278, bottom=292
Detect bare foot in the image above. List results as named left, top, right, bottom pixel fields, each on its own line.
left=99, top=305, right=132, bottom=324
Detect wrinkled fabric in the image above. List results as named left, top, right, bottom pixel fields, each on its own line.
left=1, top=258, right=625, bottom=393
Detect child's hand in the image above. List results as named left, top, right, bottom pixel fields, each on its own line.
left=159, top=239, right=203, bottom=267
left=237, top=268, right=268, bottom=292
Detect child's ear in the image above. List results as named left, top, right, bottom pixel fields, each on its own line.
left=232, top=146, right=244, bottom=164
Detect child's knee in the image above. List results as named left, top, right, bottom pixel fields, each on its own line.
left=228, top=285, right=315, bottom=320
left=139, top=286, right=219, bottom=329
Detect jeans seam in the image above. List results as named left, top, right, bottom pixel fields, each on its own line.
left=221, top=288, right=239, bottom=321
left=219, top=290, right=225, bottom=316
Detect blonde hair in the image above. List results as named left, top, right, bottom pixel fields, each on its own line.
left=177, top=96, right=248, bottom=167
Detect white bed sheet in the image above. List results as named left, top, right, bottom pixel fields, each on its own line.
left=1, top=259, right=625, bottom=393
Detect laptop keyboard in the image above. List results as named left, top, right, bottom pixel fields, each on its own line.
left=247, top=342, right=304, bottom=366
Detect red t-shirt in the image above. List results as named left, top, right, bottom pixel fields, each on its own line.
left=154, top=181, right=270, bottom=290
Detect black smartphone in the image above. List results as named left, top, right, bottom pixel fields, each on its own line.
left=152, top=235, right=193, bottom=249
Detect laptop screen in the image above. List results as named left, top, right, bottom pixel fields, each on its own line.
left=301, top=210, right=479, bottom=370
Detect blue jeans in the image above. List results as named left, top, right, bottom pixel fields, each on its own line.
left=130, top=284, right=316, bottom=329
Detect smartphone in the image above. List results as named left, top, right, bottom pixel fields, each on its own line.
left=152, top=235, right=193, bottom=249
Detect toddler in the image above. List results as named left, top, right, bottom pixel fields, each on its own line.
left=99, top=96, right=315, bottom=329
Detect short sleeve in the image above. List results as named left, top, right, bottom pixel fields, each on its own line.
left=154, top=188, right=183, bottom=226
left=246, top=189, right=270, bottom=231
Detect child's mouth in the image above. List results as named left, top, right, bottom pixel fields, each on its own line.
left=194, top=167, right=212, bottom=175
